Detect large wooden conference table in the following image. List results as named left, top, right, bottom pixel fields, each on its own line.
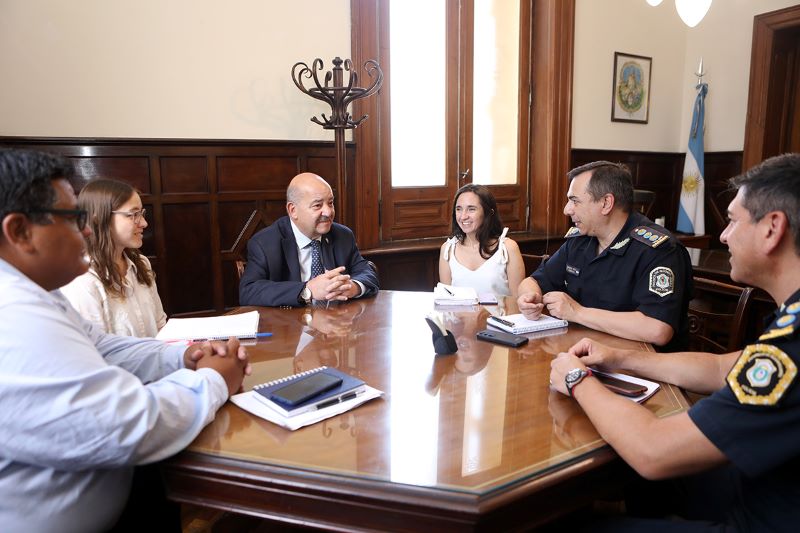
left=162, top=291, right=689, bottom=531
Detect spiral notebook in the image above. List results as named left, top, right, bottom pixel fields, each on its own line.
left=251, top=366, right=367, bottom=418
left=486, top=313, right=568, bottom=335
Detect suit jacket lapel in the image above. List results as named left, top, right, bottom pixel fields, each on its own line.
left=282, top=236, right=301, bottom=281
left=321, top=235, right=335, bottom=272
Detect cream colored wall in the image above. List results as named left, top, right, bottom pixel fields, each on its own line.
left=0, top=0, right=350, bottom=140
left=573, top=0, right=799, bottom=153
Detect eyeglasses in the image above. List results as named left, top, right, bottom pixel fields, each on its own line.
left=26, top=208, right=88, bottom=231
left=111, top=208, right=147, bottom=224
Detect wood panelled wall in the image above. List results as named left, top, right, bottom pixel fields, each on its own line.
left=1, top=138, right=742, bottom=316
left=571, top=149, right=743, bottom=249
left=0, top=138, right=353, bottom=317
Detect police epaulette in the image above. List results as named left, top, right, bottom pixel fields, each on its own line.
left=564, top=226, right=581, bottom=238
left=759, top=311, right=798, bottom=341
left=630, top=226, right=669, bottom=248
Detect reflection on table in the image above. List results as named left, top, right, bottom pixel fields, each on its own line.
left=163, top=291, right=688, bottom=531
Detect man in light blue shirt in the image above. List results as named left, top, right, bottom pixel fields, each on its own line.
left=0, top=149, right=250, bottom=532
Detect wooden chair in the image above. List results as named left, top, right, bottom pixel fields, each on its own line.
left=633, top=189, right=656, bottom=218
left=521, top=253, right=550, bottom=275
left=688, top=276, right=755, bottom=354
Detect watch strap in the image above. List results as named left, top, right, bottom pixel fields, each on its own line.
left=567, top=368, right=593, bottom=397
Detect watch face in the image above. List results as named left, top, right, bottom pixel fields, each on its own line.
left=566, top=368, right=584, bottom=384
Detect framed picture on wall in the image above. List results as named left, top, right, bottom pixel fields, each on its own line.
left=611, top=52, right=652, bottom=124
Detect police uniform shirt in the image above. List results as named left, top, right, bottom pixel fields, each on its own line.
left=532, top=211, right=692, bottom=351
left=688, top=287, right=800, bottom=532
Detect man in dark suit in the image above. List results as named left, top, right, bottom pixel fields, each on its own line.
left=239, top=172, right=379, bottom=307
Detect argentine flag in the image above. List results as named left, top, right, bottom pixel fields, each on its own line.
left=677, top=83, right=707, bottom=235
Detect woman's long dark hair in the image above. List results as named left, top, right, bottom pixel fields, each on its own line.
left=79, top=179, right=154, bottom=298
left=450, top=184, right=504, bottom=259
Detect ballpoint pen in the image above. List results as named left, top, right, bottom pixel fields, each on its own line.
left=443, top=287, right=454, bottom=296
left=489, top=316, right=515, bottom=328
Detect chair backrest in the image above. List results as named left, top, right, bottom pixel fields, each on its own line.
left=633, top=189, right=656, bottom=218
left=688, top=276, right=755, bottom=353
left=521, top=253, right=550, bottom=275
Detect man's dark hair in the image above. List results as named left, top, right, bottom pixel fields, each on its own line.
left=0, top=149, right=77, bottom=226
left=567, top=160, right=634, bottom=213
left=730, top=152, right=800, bottom=253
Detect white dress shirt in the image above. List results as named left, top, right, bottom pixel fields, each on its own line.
left=0, top=258, right=228, bottom=533
left=289, top=220, right=364, bottom=296
left=60, top=255, right=167, bottom=337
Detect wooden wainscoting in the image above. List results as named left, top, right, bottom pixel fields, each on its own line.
left=0, top=137, right=353, bottom=317
left=571, top=149, right=742, bottom=249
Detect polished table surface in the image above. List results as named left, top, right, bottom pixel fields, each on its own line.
left=163, top=291, right=689, bottom=531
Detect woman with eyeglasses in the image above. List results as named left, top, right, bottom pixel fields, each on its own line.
left=61, top=179, right=166, bottom=337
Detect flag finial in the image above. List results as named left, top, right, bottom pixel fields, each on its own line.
left=695, top=58, right=705, bottom=84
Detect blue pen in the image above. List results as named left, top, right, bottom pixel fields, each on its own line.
left=256, top=332, right=273, bottom=338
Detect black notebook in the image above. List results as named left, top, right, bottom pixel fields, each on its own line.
left=252, top=366, right=367, bottom=418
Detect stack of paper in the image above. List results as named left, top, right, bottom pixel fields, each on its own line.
left=156, top=310, right=260, bottom=342
left=433, top=283, right=478, bottom=306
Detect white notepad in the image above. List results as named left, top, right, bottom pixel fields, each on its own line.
left=156, top=310, right=259, bottom=342
left=486, top=313, right=568, bottom=335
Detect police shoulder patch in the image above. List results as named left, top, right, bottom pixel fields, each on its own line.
left=630, top=226, right=669, bottom=248
left=727, top=343, right=797, bottom=406
left=564, top=226, right=581, bottom=238
left=648, top=266, right=674, bottom=297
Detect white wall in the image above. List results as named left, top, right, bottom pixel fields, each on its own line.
left=0, top=0, right=351, bottom=140
left=573, top=0, right=799, bottom=152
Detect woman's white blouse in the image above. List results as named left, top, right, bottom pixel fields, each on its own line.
left=442, top=227, right=511, bottom=296
left=61, top=255, right=167, bottom=337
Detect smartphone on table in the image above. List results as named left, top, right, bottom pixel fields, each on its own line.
left=476, top=329, right=529, bottom=348
left=270, top=372, right=343, bottom=406
left=594, top=372, right=647, bottom=397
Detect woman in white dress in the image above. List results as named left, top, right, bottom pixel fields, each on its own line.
left=61, top=179, right=166, bottom=337
left=438, top=184, right=525, bottom=298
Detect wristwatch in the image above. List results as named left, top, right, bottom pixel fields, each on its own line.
left=565, top=367, right=593, bottom=397
left=299, top=284, right=312, bottom=305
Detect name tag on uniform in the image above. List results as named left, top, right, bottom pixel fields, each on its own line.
left=566, top=264, right=580, bottom=276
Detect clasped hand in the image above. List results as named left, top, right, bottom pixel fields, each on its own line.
left=307, top=266, right=358, bottom=301
left=517, top=291, right=583, bottom=322
left=183, top=338, right=252, bottom=396
left=549, top=337, right=618, bottom=396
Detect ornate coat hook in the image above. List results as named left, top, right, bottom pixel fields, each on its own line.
left=291, top=57, right=383, bottom=225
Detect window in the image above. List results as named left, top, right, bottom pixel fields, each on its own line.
left=368, top=0, right=531, bottom=241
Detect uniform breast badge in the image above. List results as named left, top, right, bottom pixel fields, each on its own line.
left=727, top=343, right=797, bottom=406
left=648, top=266, right=674, bottom=297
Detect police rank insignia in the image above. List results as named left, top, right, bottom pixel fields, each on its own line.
left=759, top=313, right=798, bottom=341
left=631, top=226, right=669, bottom=248
left=648, top=266, right=674, bottom=297
left=610, top=237, right=630, bottom=250
left=727, top=343, right=797, bottom=406
left=564, top=226, right=581, bottom=238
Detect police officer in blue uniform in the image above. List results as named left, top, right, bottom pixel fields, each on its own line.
left=549, top=153, right=800, bottom=531
left=518, top=161, right=692, bottom=350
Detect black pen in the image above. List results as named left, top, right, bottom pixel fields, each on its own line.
left=443, top=287, right=454, bottom=296
left=490, top=315, right=515, bottom=328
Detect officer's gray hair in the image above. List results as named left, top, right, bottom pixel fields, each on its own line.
left=730, top=153, right=800, bottom=254
left=567, top=161, right=634, bottom=213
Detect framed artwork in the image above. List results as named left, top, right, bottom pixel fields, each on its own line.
left=611, top=52, right=652, bottom=124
